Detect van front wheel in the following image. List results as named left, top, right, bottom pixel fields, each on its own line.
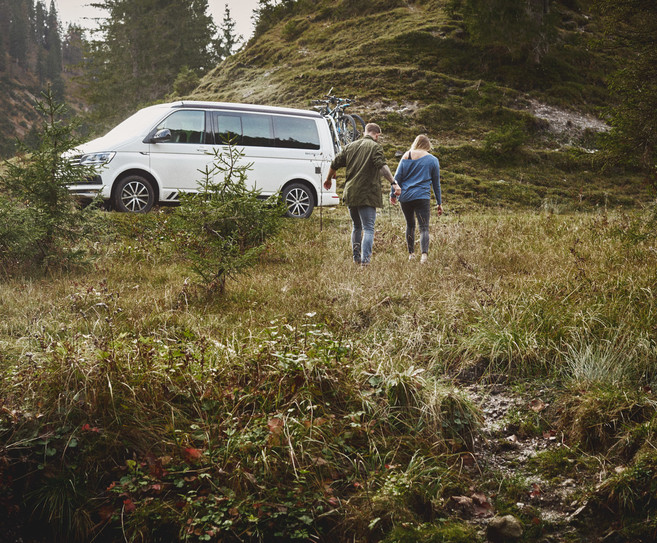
left=113, top=175, right=155, bottom=213
left=282, top=183, right=314, bottom=219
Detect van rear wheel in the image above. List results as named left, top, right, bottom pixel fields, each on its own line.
left=282, top=183, right=314, bottom=219
left=113, top=175, right=155, bottom=213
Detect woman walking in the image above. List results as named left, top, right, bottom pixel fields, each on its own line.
left=390, top=135, right=442, bottom=263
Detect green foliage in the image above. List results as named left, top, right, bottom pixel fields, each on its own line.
left=0, top=88, right=98, bottom=271
left=171, top=144, right=285, bottom=292
left=456, top=0, right=559, bottom=64
left=281, top=18, right=310, bottom=42
left=172, top=65, right=200, bottom=97
left=592, top=0, right=657, bottom=187
left=595, top=448, right=657, bottom=531
left=483, top=122, right=528, bottom=164
left=557, top=387, right=657, bottom=454
left=84, top=0, right=221, bottom=123
left=384, top=521, right=479, bottom=543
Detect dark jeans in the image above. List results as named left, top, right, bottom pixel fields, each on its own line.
left=400, top=199, right=431, bottom=254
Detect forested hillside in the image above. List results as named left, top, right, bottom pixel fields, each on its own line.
left=0, top=0, right=85, bottom=156
left=0, top=0, right=240, bottom=158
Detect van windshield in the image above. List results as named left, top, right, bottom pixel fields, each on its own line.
left=103, top=106, right=169, bottom=139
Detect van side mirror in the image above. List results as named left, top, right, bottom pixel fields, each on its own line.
left=150, top=128, right=171, bottom=143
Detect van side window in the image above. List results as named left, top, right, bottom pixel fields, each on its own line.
left=157, top=110, right=205, bottom=144
left=273, top=116, right=320, bottom=150
left=214, top=113, right=242, bottom=145
left=241, top=113, right=274, bottom=147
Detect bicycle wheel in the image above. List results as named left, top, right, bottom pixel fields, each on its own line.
left=337, top=114, right=358, bottom=146
left=351, top=113, right=366, bottom=139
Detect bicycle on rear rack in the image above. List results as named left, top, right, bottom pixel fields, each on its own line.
left=311, top=89, right=367, bottom=152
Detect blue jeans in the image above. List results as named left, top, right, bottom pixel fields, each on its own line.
left=400, top=199, right=431, bottom=254
left=348, top=206, right=376, bottom=264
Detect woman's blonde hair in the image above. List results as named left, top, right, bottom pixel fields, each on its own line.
left=411, top=134, right=432, bottom=152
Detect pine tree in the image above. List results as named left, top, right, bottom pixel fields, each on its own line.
left=217, top=4, right=241, bottom=59
left=85, top=0, right=219, bottom=121
left=62, top=24, right=85, bottom=69
left=9, top=0, right=29, bottom=68
left=34, top=0, right=47, bottom=47
left=0, top=0, right=8, bottom=71
left=592, top=0, right=657, bottom=187
left=44, top=0, right=64, bottom=98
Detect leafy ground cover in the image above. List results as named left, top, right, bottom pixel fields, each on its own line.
left=1, top=203, right=656, bottom=542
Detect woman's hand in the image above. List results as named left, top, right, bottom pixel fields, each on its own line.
left=436, top=204, right=443, bottom=216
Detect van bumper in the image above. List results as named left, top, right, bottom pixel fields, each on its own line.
left=319, top=193, right=340, bottom=207
left=67, top=175, right=106, bottom=200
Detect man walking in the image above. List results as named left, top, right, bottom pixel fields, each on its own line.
left=324, top=123, right=400, bottom=266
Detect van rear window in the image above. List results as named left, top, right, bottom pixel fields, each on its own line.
left=213, top=111, right=320, bottom=150
left=273, top=116, right=320, bottom=150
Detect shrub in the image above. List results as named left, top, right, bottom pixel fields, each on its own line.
left=483, top=122, right=528, bottom=164
left=0, top=88, right=99, bottom=271
left=172, top=66, right=200, bottom=96
left=171, top=143, right=285, bottom=293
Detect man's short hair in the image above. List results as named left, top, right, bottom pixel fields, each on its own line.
left=365, top=123, right=381, bottom=135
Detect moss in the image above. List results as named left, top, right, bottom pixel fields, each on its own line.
left=384, top=521, right=481, bottom=543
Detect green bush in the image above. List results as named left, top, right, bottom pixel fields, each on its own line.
left=171, top=144, right=285, bottom=293
left=483, top=122, right=528, bottom=164
left=0, top=89, right=99, bottom=272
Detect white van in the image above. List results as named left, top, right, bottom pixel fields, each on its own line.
left=67, top=101, right=339, bottom=218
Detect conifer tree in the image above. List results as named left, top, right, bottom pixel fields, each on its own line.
left=217, top=4, right=241, bottom=59
left=9, top=0, right=29, bottom=67
left=0, top=0, right=8, bottom=71
left=85, top=0, right=220, bottom=121
left=44, top=0, right=64, bottom=97
left=592, top=0, right=657, bottom=187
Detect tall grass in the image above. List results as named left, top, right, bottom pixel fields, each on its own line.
left=1, top=204, right=656, bottom=541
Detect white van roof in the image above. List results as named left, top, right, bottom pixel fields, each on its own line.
left=169, top=101, right=322, bottom=119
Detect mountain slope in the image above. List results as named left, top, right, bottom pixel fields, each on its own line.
left=187, top=0, right=648, bottom=210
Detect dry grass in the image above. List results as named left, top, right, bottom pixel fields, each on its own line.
left=1, top=205, right=657, bottom=541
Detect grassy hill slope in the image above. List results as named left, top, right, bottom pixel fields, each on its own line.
left=187, top=0, right=650, bottom=210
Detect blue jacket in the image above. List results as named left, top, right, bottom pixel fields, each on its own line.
left=391, top=152, right=441, bottom=204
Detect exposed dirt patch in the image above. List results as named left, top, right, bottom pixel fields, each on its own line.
left=463, top=383, right=595, bottom=542
left=527, top=99, right=609, bottom=144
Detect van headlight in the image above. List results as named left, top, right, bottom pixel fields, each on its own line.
left=80, top=152, right=115, bottom=165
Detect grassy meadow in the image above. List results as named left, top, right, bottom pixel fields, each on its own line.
left=2, top=202, right=657, bottom=542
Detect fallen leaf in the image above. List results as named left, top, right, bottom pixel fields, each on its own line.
left=183, top=448, right=203, bottom=462
left=529, top=398, right=546, bottom=412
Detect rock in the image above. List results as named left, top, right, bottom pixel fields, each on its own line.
left=486, top=514, right=523, bottom=542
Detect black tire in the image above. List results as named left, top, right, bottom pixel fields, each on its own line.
left=351, top=113, right=366, bottom=139
left=338, top=114, right=358, bottom=146
left=113, top=175, right=155, bottom=213
left=282, top=183, right=315, bottom=219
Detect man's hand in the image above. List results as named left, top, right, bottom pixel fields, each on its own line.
left=324, top=178, right=333, bottom=190
left=392, top=182, right=401, bottom=196
left=390, top=196, right=397, bottom=205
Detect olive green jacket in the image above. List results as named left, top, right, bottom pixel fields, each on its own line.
left=331, top=136, right=387, bottom=208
